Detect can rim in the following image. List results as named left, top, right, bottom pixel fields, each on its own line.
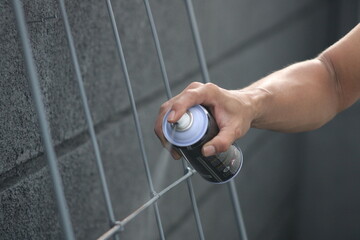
left=162, top=105, right=209, bottom=147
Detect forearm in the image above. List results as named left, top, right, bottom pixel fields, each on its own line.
left=242, top=25, right=360, bottom=133
left=241, top=58, right=341, bottom=132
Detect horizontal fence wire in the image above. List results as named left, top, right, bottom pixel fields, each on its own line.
left=183, top=0, right=248, bottom=239
left=97, top=168, right=197, bottom=240
left=56, top=1, right=118, bottom=239
left=12, top=0, right=75, bottom=239
left=105, top=0, right=165, bottom=239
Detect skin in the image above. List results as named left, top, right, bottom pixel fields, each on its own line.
left=154, top=24, right=360, bottom=159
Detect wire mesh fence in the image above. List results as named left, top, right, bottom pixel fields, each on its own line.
left=11, top=0, right=247, bottom=239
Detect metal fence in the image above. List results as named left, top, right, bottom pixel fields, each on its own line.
left=12, top=0, right=248, bottom=239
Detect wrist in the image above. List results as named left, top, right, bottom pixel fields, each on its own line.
left=234, top=87, right=273, bottom=128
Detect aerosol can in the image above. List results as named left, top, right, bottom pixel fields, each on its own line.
left=163, top=105, right=243, bottom=183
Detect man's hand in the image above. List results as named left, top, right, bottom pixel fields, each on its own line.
left=154, top=82, right=261, bottom=158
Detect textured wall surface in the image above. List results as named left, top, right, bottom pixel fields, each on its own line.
left=1, top=0, right=359, bottom=239
left=295, top=2, right=360, bottom=239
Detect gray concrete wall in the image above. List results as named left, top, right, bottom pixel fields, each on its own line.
left=1, top=0, right=357, bottom=239
left=295, top=2, right=360, bottom=239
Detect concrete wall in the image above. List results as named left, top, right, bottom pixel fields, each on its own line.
left=1, top=0, right=358, bottom=239
left=295, top=2, right=360, bottom=239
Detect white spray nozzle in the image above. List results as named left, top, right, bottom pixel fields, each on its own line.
left=175, top=111, right=193, bottom=131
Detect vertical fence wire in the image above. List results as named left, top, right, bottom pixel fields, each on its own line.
left=228, top=180, right=248, bottom=240
left=11, top=0, right=75, bottom=239
left=57, top=1, right=118, bottom=238
left=142, top=1, right=206, bottom=240
left=183, top=0, right=248, bottom=239
left=105, top=0, right=165, bottom=239
left=142, top=0, right=172, bottom=100
left=181, top=169, right=205, bottom=240
left=183, top=0, right=210, bottom=84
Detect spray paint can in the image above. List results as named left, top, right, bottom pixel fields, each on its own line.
left=163, top=105, right=243, bottom=183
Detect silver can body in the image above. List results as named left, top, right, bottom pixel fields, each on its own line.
left=163, top=105, right=243, bottom=183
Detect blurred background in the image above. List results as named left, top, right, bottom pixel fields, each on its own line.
left=1, top=0, right=360, bottom=239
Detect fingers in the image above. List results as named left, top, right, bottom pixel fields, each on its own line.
left=154, top=114, right=167, bottom=146
left=154, top=82, right=206, bottom=142
left=169, top=82, right=221, bottom=123
left=154, top=81, right=225, bottom=159
left=170, top=148, right=182, bottom=160
left=202, top=127, right=237, bottom=156
left=167, top=82, right=205, bottom=122
left=155, top=83, right=202, bottom=160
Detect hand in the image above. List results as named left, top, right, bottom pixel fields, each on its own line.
left=154, top=82, right=257, bottom=159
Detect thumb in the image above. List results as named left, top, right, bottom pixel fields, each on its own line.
left=202, top=128, right=236, bottom=156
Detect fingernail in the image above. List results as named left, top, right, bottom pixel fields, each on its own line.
left=203, top=145, right=216, bottom=156
left=167, top=110, right=176, bottom=122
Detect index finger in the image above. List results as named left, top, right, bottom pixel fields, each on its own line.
left=155, top=82, right=204, bottom=129
left=154, top=105, right=182, bottom=160
left=154, top=101, right=171, bottom=147
left=168, top=82, right=220, bottom=123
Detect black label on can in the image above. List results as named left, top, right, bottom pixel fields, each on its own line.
left=176, top=110, right=242, bottom=183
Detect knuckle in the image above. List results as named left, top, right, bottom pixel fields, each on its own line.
left=234, top=127, right=243, bottom=139
left=171, top=101, right=182, bottom=110
left=184, top=88, right=199, bottom=99
left=204, top=82, right=219, bottom=93
left=160, top=102, right=170, bottom=112
left=188, top=81, right=203, bottom=89
left=171, top=100, right=188, bottom=113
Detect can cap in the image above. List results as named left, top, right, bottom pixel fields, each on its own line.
left=175, top=111, right=193, bottom=131
left=163, top=105, right=209, bottom=147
